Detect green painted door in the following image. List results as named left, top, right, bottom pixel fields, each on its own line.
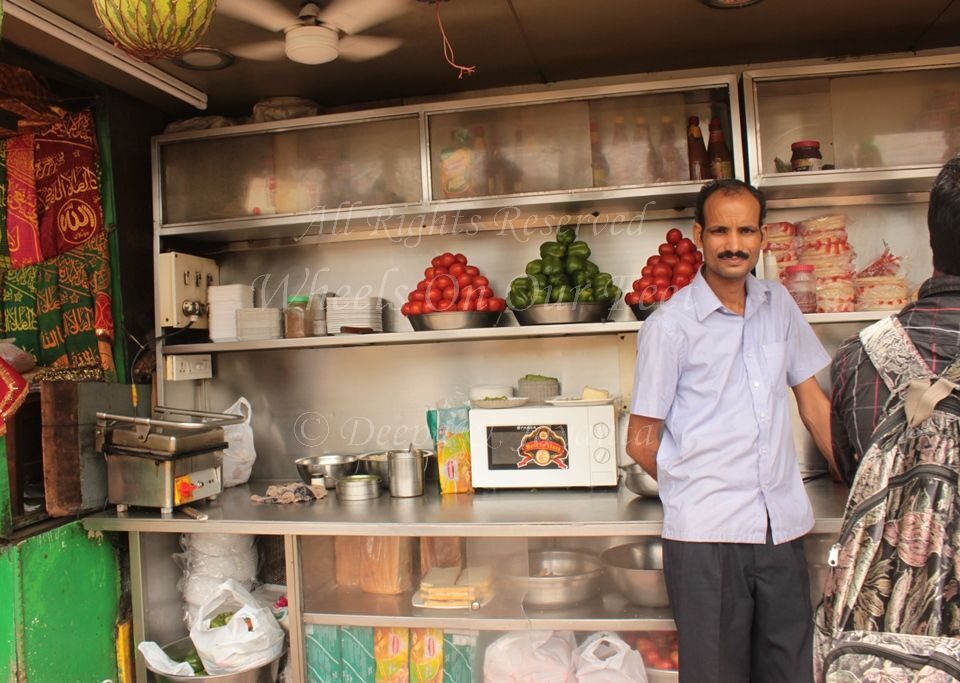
left=0, top=520, right=121, bottom=682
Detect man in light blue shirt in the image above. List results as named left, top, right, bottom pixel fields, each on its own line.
left=627, top=179, right=836, bottom=682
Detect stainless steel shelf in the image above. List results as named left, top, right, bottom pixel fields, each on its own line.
left=757, top=167, right=939, bottom=201
left=163, top=312, right=888, bottom=354
left=303, top=586, right=675, bottom=631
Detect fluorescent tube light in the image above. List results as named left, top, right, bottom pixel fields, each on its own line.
left=4, top=0, right=208, bottom=110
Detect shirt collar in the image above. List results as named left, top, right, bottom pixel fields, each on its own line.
left=691, top=268, right=770, bottom=322
left=916, top=274, right=960, bottom=300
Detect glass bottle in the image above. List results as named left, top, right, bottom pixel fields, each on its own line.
left=657, top=115, right=687, bottom=182
left=607, top=115, right=632, bottom=185
left=686, top=116, right=710, bottom=181
left=589, top=121, right=609, bottom=187
left=439, top=128, right=473, bottom=198
left=634, top=116, right=659, bottom=184
left=707, top=118, right=734, bottom=179
left=284, top=295, right=310, bottom=338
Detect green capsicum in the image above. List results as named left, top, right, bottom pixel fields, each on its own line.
left=567, top=240, right=591, bottom=260
left=572, top=270, right=590, bottom=288
left=564, top=255, right=586, bottom=275
left=507, top=289, right=531, bottom=309
left=530, top=273, right=549, bottom=288
left=592, top=272, right=614, bottom=290
left=541, top=255, right=563, bottom=276
left=552, top=285, right=575, bottom=303
left=525, top=259, right=544, bottom=276
left=532, top=289, right=548, bottom=305
left=577, top=287, right=595, bottom=302
left=540, top=242, right=567, bottom=260
left=548, top=273, right=569, bottom=287
left=584, top=260, right=600, bottom=276
left=556, top=225, right=577, bottom=245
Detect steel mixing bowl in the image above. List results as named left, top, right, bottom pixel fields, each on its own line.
left=408, top=311, right=502, bottom=331
left=601, top=539, right=670, bottom=607
left=621, top=463, right=660, bottom=497
left=144, top=637, right=282, bottom=682
left=294, top=453, right=361, bottom=487
left=512, top=302, right=612, bottom=326
left=500, top=550, right=605, bottom=607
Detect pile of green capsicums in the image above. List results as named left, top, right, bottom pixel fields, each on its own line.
left=507, top=226, right=623, bottom=309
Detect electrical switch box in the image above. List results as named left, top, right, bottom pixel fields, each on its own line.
left=164, top=354, right=213, bottom=381
left=157, top=252, right=219, bottom=329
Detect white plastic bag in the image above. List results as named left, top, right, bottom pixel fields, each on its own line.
left=483, top=630, right=577, bottom=683
left=189, top=579, right=284, bottom=675
left=223, top=398, right=256, bottom=487
left=137, top=641, right=195, bottom=676
left=574, top=632, right=648, bottom=683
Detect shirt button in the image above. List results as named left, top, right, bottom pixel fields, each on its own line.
left=753, top=381, right=760, bottom=388
left=746, top=352, right=753, bottom=358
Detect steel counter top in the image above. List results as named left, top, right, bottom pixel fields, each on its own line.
left=83, top=477, right=848, bottom=537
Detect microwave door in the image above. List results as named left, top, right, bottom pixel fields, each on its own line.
left=482, top=421, right=585, bottom=487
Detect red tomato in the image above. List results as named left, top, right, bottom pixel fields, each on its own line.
left=658, top=243, right=675, bottom=256
left=400, top=302, right=411, bottom=316
left=420, top=301, right=434, bottom=313
left=637, top=276, right=655, bottom=290
left=442, top=286, right=457, bottom=301
left=646, top=255, right=661, bottom=267
left=625, top=291, right=641, bottom=305
left=431, top=256, right=443, bottom=268
left=449, top=263, right=465, bottom=277
left=475, top=297, right=491, bottom=312
left=473, top=275, right=490, bottom=288
left=488, top=297, right=506, bottom=313
left=672, top=274, right=691, bottom=288
left=417, top=279, right=429, bottom=292
left=675, top=237, right=696, bottom=255
left=433, top=274, right=455, bottom=290
left=476, top=286, right=494, bottom=299
left=457, top=274, right=473, bottom=288
left=641, top=265, right=654, bottom=278
left=652, top=263, right=673, bottom=279
left=674, top=261, right=695, bottom=278
left=424, top=267, right=436, bottom=279
left=465, top=265, right=480, bottom=277
left=454, top=253, right=467, bottom=265
left=440, top=252, right=456, bottom=268
left=655, top=288, right=674, bottom=303
left=409, top=291, right=425, bottom=302
left=408, top=301, right=423, bottom=315
left=653, top=276, right=671, bottom=289
left=641, top=289, right=657, bottom=305
left=632, top=278, right=643, bottom=292
left=666, top=228, right=683, bottom=245
left=436, top=298, right=455, bottom=311
left=461, top=285, right=478, bottom=299
left=679, top=252, right=697, bottom=264
left=456, top=299, right=474, bottom=311
left=660, top=254, right=680, bottom=266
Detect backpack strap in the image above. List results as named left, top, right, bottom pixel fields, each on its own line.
left=859, top=316, right=934, bottom=395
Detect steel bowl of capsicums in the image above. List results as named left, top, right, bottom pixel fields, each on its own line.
left=507, top=226, right=622, bottom=325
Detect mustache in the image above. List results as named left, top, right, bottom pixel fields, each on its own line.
left=718, top=251, right=750, bottom=260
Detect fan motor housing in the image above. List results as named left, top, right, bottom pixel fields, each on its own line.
left=285, top=25, right=339, bottom=64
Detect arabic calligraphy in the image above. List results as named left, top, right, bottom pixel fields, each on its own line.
left=56, top=198, right=99, bottom=245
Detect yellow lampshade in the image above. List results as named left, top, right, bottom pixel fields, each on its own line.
left=92, top=0, right=217, bottom=61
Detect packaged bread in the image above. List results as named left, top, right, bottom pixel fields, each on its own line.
left=374, top=627, right=409, bottom=683
left=358, top=536, right=414, bottom=595
left=420, top=537, right=464, bottom=575
left=335, top=536, right=363, bottom=588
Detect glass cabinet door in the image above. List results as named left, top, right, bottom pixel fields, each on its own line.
left=159, top=115, right=423, bottom=225
left=751, top=64, right=960, bottom=179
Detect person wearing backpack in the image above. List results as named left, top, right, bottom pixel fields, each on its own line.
left=626, top=178, right=837, bottom=683
left=817, top=158, right=960, bottom=681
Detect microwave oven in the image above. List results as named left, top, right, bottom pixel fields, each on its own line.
left=469, top=404, right=618, bottom=488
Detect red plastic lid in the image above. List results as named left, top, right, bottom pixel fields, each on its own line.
left=785, top=264, right=815, bottom=272
left=791, top=140, right=820, bottom=149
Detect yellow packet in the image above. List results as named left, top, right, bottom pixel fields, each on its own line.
left=410, top=628, right=443, bottom=683
left=375, top=627, right=409, bottom=683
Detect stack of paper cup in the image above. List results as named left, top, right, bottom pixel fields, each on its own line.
left=208, top=284, right=254, bottom=342
left=236, top=308, right=283, bottom=341
left=309, top=293, right=328, bottom=336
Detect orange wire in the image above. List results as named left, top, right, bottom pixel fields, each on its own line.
left=435, top=1, right=475, bottom=79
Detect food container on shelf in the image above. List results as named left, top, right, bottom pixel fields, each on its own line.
left=360, top=449, right=436, bottom=489
left=601, top=539, right=670, bottom=607
left=620, top=463, right=659, bottom=497
left=511, top=301, right=612, bottom=326
left=629, top=302, right=660, bottom=321
left=389, top=448, right=425, bottom=498
left=500, top=550, right=605, bottom=608
left=336, top=474, right=382, bottom=501
left=143, top=637, right=282, bottom=682
left=468, top=384, right=515, bottom=401
left=408, top=311, right=502, bottom=332
left=516, top=377, right=561, bottom=404
left=294, top=453, right=361, bottom=487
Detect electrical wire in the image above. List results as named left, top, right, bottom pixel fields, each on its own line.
left=129, top=321, right=195, bottom=407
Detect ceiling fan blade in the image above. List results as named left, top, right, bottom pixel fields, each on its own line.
left=217, top=0, right=297, bottom=33
left=229, top=40, right=288, bottom=62
left=337, top=35, right=403, bottom=62
left=319, top=0, right=411, bottom=35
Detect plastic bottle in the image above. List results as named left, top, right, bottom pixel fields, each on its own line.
left=589, top=121, right=609, bottom=187
left=686, top=116, right=710, bottom=181
left=784, top=265, right=817, bottom=313
left=607, top=115, right=633, bottom=185
left=707, top=118, right=734, bottom=179
left=762, top=249, right=780, bottom=282
left=439, top=128, right=473, bottom=198
left=657, top=115, right=687, bottom=182
left=634, top=116, right=659, bottom=184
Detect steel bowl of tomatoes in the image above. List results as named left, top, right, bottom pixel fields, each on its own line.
left=401, top=252, right=507, bottom=331
left=621, top=630, right=679, bottom=678
left=624, top=228, right=702, bottom=321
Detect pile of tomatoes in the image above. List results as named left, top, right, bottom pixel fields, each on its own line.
left=401, top=252, right=506, bottom=316
left=624, top=228, right=703, bottom=306
left=622, top=630, right=679, bottom=671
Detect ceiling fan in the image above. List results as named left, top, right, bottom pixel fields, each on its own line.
left=217, top=0, right=411, bottom=65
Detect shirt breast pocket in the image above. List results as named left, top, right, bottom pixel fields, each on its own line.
left=762, top=341, right=788, bottom=390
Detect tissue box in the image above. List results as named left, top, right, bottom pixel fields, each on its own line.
left=340, top=626, right=375, bottom=683
left=305, top=625, right=341, bottom=683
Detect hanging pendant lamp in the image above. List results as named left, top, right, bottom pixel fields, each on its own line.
left=92, top=0, right=217, bottom=61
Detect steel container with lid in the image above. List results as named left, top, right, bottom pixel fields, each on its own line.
left=336, top=474, right=381, bottom=501
left=389, top=449, right=425, bottom=497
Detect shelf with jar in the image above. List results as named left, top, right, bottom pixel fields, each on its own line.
left=154, top=75, right=743, bottom=244
left=743, top=52, right=960, bottom=200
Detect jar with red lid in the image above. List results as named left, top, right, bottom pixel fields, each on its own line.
left=785, top=264, right=817, bottom=313
left=791, top=140, right=823, bottom=172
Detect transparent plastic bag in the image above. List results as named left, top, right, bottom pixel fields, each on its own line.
left=223, top=397, right=257, bottom=487
left=574, top=632, right=648, bottom=682
left=483, top=630, right=577, bottom=682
